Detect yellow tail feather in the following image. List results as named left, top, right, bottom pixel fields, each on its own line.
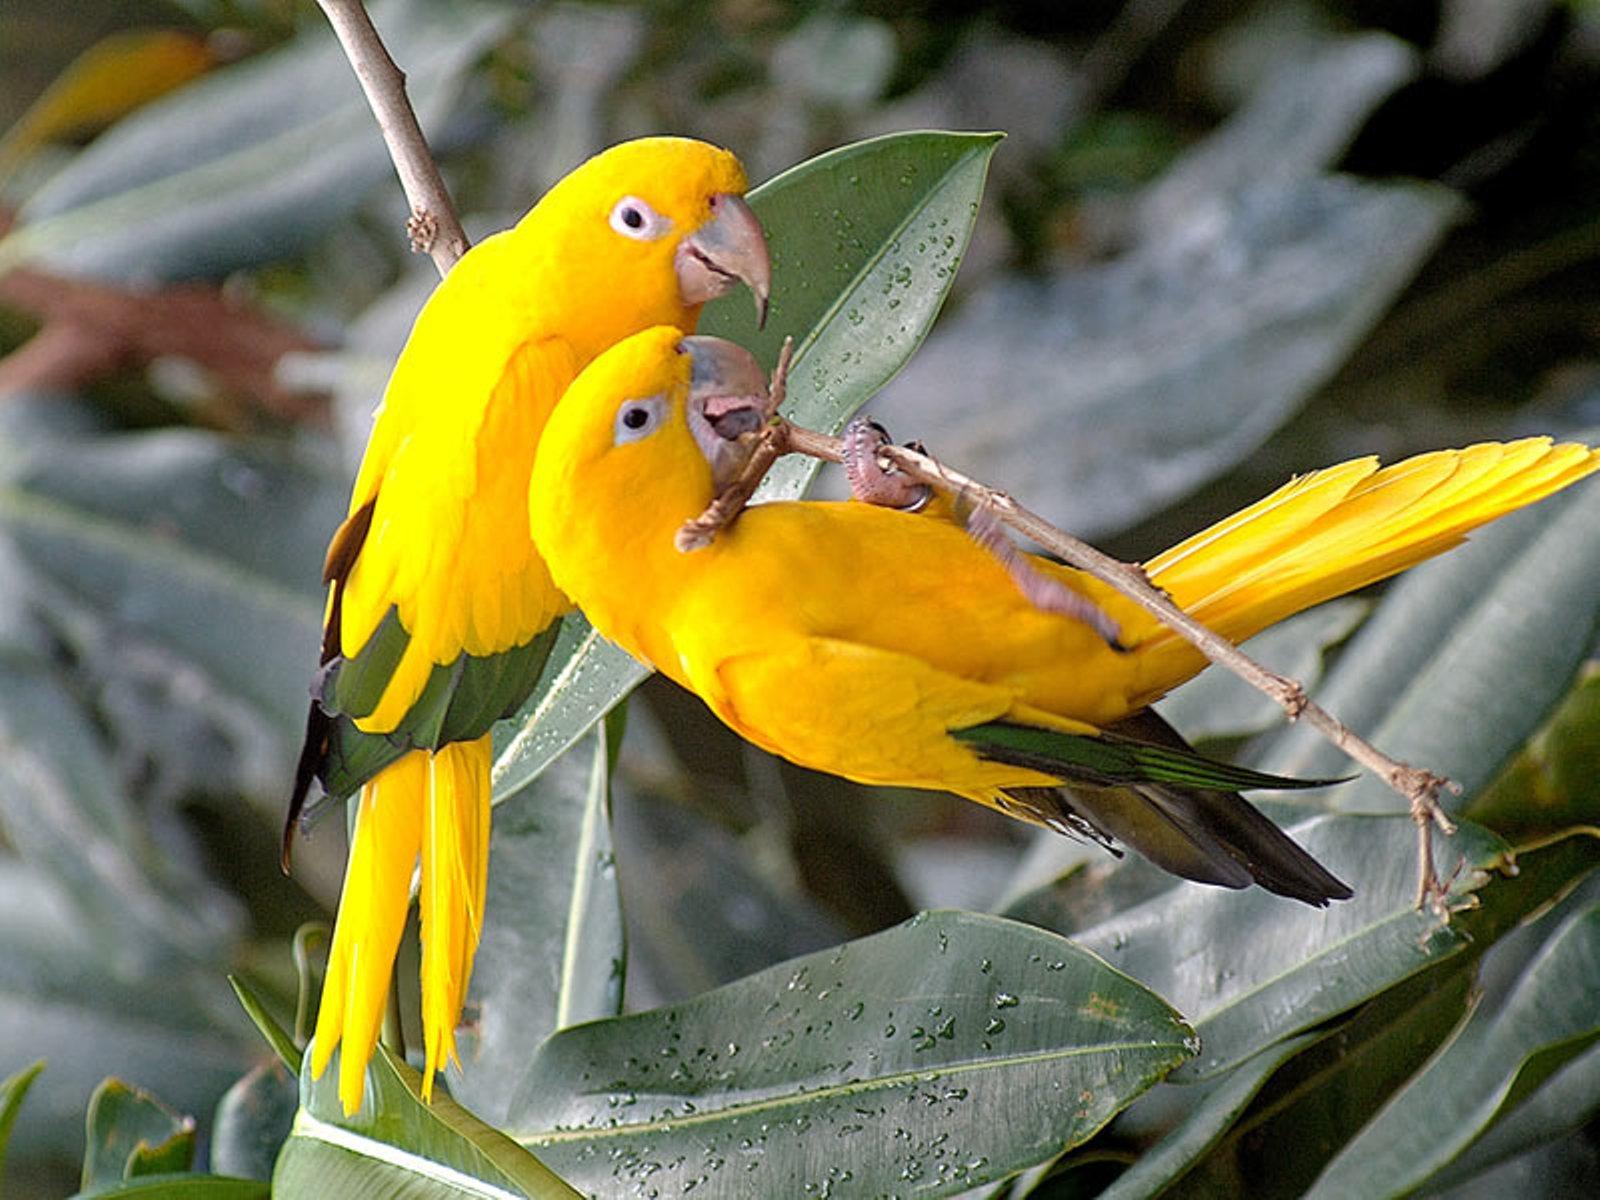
left=310, top=735, right=492, bottom=1115
left=1131, top=438, right=1600, bottom=701
left=419, top=735, right=492, bottom=1100
left=311, top=751, right=425, bottom=1116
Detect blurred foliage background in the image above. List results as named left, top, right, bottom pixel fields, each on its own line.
left=1, top=0, right=1599, bottom=1196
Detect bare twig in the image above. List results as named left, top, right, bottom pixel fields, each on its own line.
left=317, top=0, right=469, bottom=276
left=693, top=417, right=1461, bottom=913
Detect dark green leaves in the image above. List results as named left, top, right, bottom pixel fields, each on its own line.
left=508, top=911, right=1193, bottom=1197
left=275, top=1048, right=580, bottom=1198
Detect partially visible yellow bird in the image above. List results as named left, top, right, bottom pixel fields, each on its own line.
left=288, top=140, right=770, bottom=1114
left=530, top=326, right=1600, bottom=906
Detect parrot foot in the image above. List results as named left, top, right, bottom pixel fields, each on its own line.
left=1400, top=766, right=1461, bottom=915
left=966, top=507, right=1129, bottom=652
left=842, top=416, right=932, bottom=511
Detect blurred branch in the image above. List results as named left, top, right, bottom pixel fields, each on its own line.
left=0, top=265, right=324, bottom=424
left=316, top=0, right=469, bottom=275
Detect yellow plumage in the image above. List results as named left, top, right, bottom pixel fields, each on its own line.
left=294, top=140, right=770, bottom=1115
left=530, top=327, right=1600, bottom=903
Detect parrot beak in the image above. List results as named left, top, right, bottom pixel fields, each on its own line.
left=682, top=335, right=772, bottom=490
left=676, top=193, right=772, bottom=328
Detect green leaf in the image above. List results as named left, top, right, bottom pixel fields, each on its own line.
left=701, top=129, right=1005, bottom=500
left=508, top=910, right=1194, bottom=1198
left=1093, top=1034, right=1321, bottom=1200
left=0, top=0, right=515, bottom=281
left=490, top=617, right=647, bottom=809
left=0, top=1060, right=45, bottom=1175
left=491, top=130, right=1002, bottom=799
left=450, top=724, right=625, bottom=1126
left=1009, top=818, right=1597, bottom=1085
left=1141, top=956, right=1480, bottom=1199
left=1155, top=601, right=1369, bottom=744
left=210, top=1061, right=297, bottom=1183
left=0, top=861, right=253, bottom=1180
left=81, top=1079, right=194, bottom=1188
left=1304, top=893, right=1600, bottom=1198
left=228, top=975, right=302, bottom=1074
left=1466, top=665, right=1600, bottom=837
left=278, top=1047, right=581, bottom=1198
left=69, top=1175, right=270, bottom=1199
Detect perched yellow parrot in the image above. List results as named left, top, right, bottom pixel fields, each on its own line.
left=530, top=326, right=1600, bottom=907
left=287, top=139, right=771, bottom=1114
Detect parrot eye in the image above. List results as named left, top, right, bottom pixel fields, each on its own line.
left=614, top=394, right=667, bottom=444
left=609, top=196, right=672, bottom=241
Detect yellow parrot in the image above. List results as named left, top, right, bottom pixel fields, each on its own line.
left=287, top=139, right=771, bottom=1114
left=530, top=326, right=1600, bottom=908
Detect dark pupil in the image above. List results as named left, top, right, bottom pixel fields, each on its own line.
left=622, top=206, right=644, bottom=230
left=622, top=405, right=650, bottom=430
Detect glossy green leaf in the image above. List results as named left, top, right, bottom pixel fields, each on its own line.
left=451, top=723, right=625, bottom=1126
left=508, top=910, right=1194, bottom=1198
left=1157, top=957, right=1479, bottom=1199
left=228, top=975, right=302, bottom=1075
left=277, top=1047, right=581, bottom=1198
left=1305, top=894, right=1600, bottom=1197
left=701, top=129, right=1004, bottom=499
left=210, top=1061, right=297, bottom=1183
left=491, top=130, right=1002, bottom=799
left=0, top=1060, right=45, bottom=1174
left=0, top=0, right=514, bottom=281
left=1094, top=1034, right=1323, bottom=1200
left=1466, top=666, right=1600, bottom=837
left=1155, top=600, right=1368, bottom=744
left=81, top=1078, right=194, bottom=1188
left=1006, top=814, right=1575, bottom=1083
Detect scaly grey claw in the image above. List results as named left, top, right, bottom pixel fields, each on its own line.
left=843, top=416, right=932, bottom=511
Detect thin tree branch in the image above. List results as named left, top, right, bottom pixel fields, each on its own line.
left=317, top=0, right=469, bottom=275
left=687, top=418, right=1461, bottom=913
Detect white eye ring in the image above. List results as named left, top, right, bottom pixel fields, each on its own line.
left=614, top=394, right=667, bottom=444
left=609, top=195, right=673, bottom=241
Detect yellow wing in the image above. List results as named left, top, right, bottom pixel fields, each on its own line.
left=337, top=324, right=579, bottom=733
left=701, top=633, right=1091, bottom=804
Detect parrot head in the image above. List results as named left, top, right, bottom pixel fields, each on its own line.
left=517, top=137, right=771, bottom=357
left=531, top=326, right=771, bottom=576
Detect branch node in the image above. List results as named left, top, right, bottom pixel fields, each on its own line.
left=407, top=209, right=439, bottom=254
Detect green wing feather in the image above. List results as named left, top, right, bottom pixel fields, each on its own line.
left=953, top=719, right=1345, bottom=791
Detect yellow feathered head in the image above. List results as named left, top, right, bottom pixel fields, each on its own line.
left=514, top=137, right=770, bottom=360
left=530, top=326, right=771, bottom=592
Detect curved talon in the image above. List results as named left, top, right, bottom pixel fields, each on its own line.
left=966, top=507, right=1128, bottom=651
left=843, top=416, right=932, bottom=511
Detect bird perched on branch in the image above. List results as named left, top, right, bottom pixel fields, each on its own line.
left=530, top=326, right=1600, bottom=909
left=286, top=139, right=770, bottom=1115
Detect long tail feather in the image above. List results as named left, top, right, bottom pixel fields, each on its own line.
left=1133, top=439, right=1600, bottom=695
left=311, top=751, right=425, bottom=1116
left=419, top=734, right=492, bottom=1100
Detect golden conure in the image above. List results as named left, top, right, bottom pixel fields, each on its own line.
left=287, top=140, right=770, bottom=1115
left=529, top=327, right=1600, bottom=907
